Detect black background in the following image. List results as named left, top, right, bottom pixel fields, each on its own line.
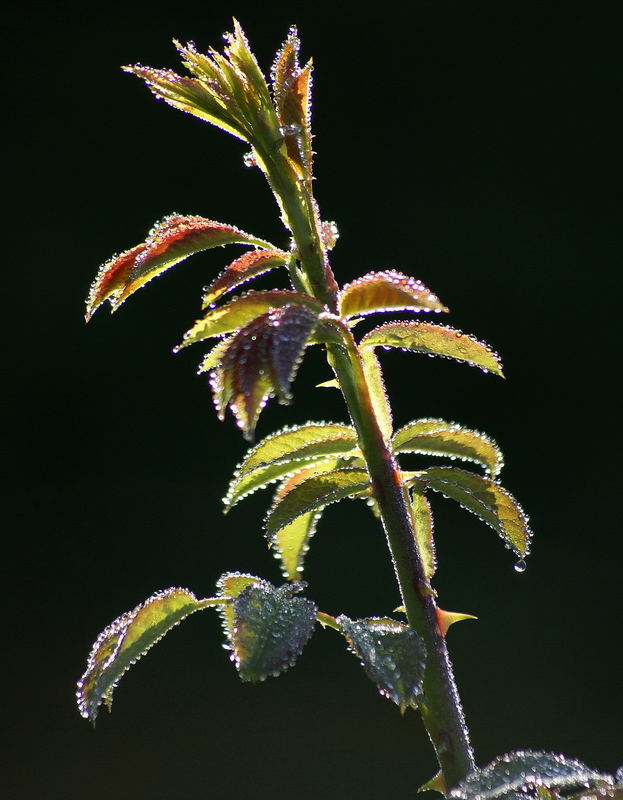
left=6, top=2, right=622, bottom=798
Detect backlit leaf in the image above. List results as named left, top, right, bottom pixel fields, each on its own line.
left=229, top=581, right=317, bottom=681
left=197, top=335, right=235, bottom=374
left=339, top=271, right=448, bottom=318
left=271, top=27, right=313, bottom=180
left=449, top=751, right=614, bottom=800
left=410, top=485, right=436, bottom=580
left=361, top=348, right=393, bottom=441
left=416, top=467, right=531, bottom=558
left=270, top=511, right=319, bottom=581
left=265, top=468, right=370, bottom=538
left=360, top=322, right=503, bottom=376
left=124, top=65, right=248, bottom=141
left=201, top=249, right=289, bottom=308
left=224, top=422, right=359, bottom=510
left=77, top=588, right=220, bottom=723
left=216, top=572, right=265, bottom=642
left=211, top=305, right=320, bottom=439
left=176, top=290, right=322, bottom=348
left=86, top=215, right=273, bottom=319
left=393, top=418, right=504, bottom=477
left=337, top=616, right=427, bottom=712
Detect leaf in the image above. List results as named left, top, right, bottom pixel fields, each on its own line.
left=265, top=468, right=371, bottom=539
left=216, top=572, right=265, bottom=642
left=392, top=418, right=504, bottom=477
left=336, top=616, right=427, bottom=712
left=416, top=467, right=531, bottom=558
left=77, top=588, right=220, bottom=723
left=197, top=335, right=235, bottom=374
left=228, top=581, right=317, bottom=681
left=123, top=64, right=249, bottom=141
left=338, top=271, right=448, bottom=319
left=270, top=511, right=319, bottom=581
left=271, top=27, right=313, bottom=180
left=86, top=215, right=273, bottom=320
left=410, top=485, right=436, bottom=580
left=360, top=347, right=393, bottom=441
left=176, top=289, right=322, bottom=348
left=201, top=249, right=290, bottom=308
left=224, top=422, right=359, bottom=510
left=360, top=322, right=504, bottom=376
left=449, top=751, right=614, bottom=800
left=211, top=304, right=320, bottom=439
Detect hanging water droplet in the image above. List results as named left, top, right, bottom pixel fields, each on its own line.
left=514, top=558, right=527, bottom=573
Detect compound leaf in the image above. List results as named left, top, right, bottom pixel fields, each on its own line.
left=224, top=422, right=359, bottom=510
left=77, top=588, right=220, bottom=723
left=336, top=616, right=427, bottom=713
left=265, top=468, right=370, bottom=538
left=339, top=271, right=448, bottom=318
left=201, top=249, right=290, bottom=308
left=449, top=751, right=614, bottom=800
left=176, top=290, right=322, bottom=348
left=393, top=419, right=504, bottom=477
left=86, top=215, right=273, bottom=320
left=360, top=322, right=503, bottom=376
left=417, top=467, right=531, bottom=558
left=228, top=581, right=317, bottom=681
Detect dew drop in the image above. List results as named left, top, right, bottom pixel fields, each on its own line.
left=514, top=558, right=527, bottom=573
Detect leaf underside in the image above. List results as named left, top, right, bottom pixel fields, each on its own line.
left=228, top=581, right=317, bottom=681
left=337, top=616, right=427, bottom=712
left=338, top=271, right=448, bottom=318
left=86, top=215, right=272, bottom=319
left=449, top=750, right=614, bottom=800
left=417, top=467, right=531, bottom=557
left=392, top=418, right=504, bottom=477
left=77, top=588, right=219, bottom=723
left=361, top=322, right=503, bottom=376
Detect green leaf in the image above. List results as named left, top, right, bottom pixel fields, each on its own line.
left=338, top=271, right=448, bottom=318
left=265, top=468, right=371, bottom=539
left=77, top=588, right=220, bottom=723
left=360, top=347, right=393, bottom=441
left=336, top=616, right=427, bottom=713
left=216, top=572, right=265, bottom=641
left=270, top=510, right=319, bottom=581
left=201, top=249, right=290, bottom=308
left=123, top=64, right=249, bottom=141
left=176, top=290, right=322, bottom=348
left=86, top=215, right=273, bottom=320
left=360, top=322, right=504, bottom=376
left=392, top=418, right=504, bottom=477
left=228, top=581, right=317, bottom=681
left=197, top=335, right=235, bottom=375
left=416, top=467, right=531, bottom=558
left=410, top=485, right=436, bottom=580
left=449, top=751, right=614, bottom=800
left=224, top=422, right=359, bottom=510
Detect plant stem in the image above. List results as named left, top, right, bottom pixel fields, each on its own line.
left=260, top=150, right=475, bottom=789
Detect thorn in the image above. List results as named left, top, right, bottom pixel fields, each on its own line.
left=417, top=770, right=447, bottom=795
left=436, top=608, right=477, bottom=639
left=316, top=378, right=339, bottom=389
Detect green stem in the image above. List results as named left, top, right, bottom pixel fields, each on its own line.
left=259, top=144, right=475, bottom=790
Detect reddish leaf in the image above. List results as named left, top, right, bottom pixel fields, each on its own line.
left=201, top=249, right=290, bottom=307
left=339, top=271, right=448, bottom=319
left=86, top=215, right=273, bottom=320
left=212, top=304, right=320, bottom=439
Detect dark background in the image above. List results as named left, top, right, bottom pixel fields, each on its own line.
left=6, top=1, right=622, bottom=798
